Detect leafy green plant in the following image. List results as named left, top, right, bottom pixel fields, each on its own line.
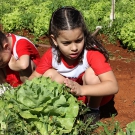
left=0, top=77, right=135, bottom=134
left=1, top=0, right=135, bottom=50
left=0, top=77, right=97, bottom=134
left=126, top=121, right=135, bottom=134
left=118, top=21, right=135, bottom=50
left=95, top=118, right=135, bottom=135
left=1, top=8, right=23, bottom=32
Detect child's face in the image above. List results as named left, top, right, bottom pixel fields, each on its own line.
left=53, top=28, right=84, bottom=64
left=0, top=47, right=11, bottom=68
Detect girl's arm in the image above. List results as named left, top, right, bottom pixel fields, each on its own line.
left=64, top=71, right=118, bottom=96
left=8, top=55, right=30, bottom=71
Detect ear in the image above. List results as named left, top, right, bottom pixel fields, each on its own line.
left=3, top=43, right=10, bottom=51
left=50, top=35, right=58, bottom=47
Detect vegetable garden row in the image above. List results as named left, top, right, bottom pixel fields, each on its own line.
left=1, top=0, right=135, bottom=50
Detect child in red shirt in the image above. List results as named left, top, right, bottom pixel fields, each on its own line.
left=29, top=7, right=118, bottom=124
left=0, top=31, right=40, bottom=87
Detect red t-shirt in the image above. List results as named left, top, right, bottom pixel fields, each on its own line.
left=11, top=34, right=40, bottom=66
left=5, top=34, right=40, bottom=87
left=36, top=48, right=111, bottom=76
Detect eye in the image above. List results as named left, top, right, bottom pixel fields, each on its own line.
left=62, top=41, right=71, bottom=46
left=75, top=37, right=83, bottom=43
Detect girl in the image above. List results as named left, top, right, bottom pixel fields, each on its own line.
left=29, top=6, right=118, bottom=123
left=0, top=31, right=40, bottom=87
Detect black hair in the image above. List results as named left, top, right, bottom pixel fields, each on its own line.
left=0, top=31, right=7, bottom=51
left=48, top=6, right=109, bottom=63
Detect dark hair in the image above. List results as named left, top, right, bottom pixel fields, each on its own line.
left=0, top=31, right=7, bottom=51
left=48, top=6, right=109, bottom=63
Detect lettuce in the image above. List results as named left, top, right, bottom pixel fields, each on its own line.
left=0, top=77, right=80, bottom=134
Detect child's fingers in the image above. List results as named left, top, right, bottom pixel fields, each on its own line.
left=64, top=78, right=78, bottom=94
left=64, top=78, right=70, bottom=86
left=64, top=78, right=74, bottom=88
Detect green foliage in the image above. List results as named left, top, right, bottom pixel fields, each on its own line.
left=1, top=0, right=135, bottom=50
left=0, top=77, right=79, bottom=134
left=96, top=118, right=135, bottom=135
left=126, top=121, right=135, bottom=134
left=110, top=0, right=135, bottom=49
left=1, top=8, right=23, bottom=32
left=0, top=77, right=135, bottom=134
left=0, top=0, right=110, bottom=36
left=33, top=1, right=53, bottom=38
left=118, top=21, right=135, bottom=50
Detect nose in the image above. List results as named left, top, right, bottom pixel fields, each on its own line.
left=71, top=43, right=78, bottom=51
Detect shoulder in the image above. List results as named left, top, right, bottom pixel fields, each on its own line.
left=86, top=50, right=111, bottom=75
left=41, top=47, right=52, bottom=58
left=86, top=50, right=106, bottom=61
left=12, top=34, right=33, bottom=45
left=14, top=35, right=36, bottom=51
left=17, top=37, right=31, bottom=44
left=87, top=50, right=104, bottom=56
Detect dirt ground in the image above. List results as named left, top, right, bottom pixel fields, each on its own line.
left=97, top=36, right=135, bottom=130
left=100, top=37, right=135, bottom=129
left=36, top=35, right=135, bottom=130
left=1, top=26, right=135, bottom=130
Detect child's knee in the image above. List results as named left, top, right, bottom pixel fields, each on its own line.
left=43, top=69, right=65, bottom=84
left=83, top=68, right=100, bottom=84
left=43, top=69, right=56, bottom=78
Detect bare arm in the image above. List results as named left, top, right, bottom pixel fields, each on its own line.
left=64, top=71, right=118, bottom=96
left=82, top=71, right=118, bottom=96
left=8, top=55, right=30, bottom=71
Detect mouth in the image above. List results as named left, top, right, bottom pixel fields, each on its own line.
left=69, top=53, right=79, bottom=59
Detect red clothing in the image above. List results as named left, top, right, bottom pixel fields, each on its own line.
left=36, top=48, right=113, bottom=106
left=6, top=66, right=22, bottom=87
left=36, top=48, right=111, bottom=76
left=5, top=34, right=40, bottom=87
left=11, top=34, right=40, bottom=66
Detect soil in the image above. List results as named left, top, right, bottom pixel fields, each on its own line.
left=1, top=27, right=135, bottom=130
left=98, top=36, right=135, bottom=130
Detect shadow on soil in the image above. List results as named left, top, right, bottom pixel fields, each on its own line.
left=100, top=96, right=118, bottom=119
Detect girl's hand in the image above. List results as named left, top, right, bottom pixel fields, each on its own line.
left=64, top=78, right=82, bottom=96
